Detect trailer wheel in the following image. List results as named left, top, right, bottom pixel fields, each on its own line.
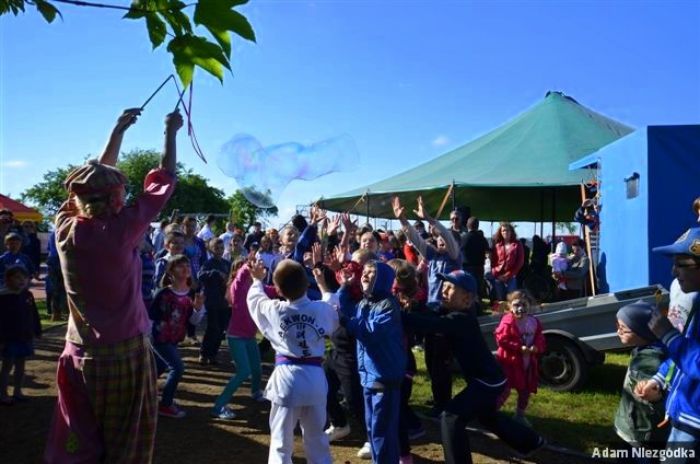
left=539, top=337, right=588, bottom=392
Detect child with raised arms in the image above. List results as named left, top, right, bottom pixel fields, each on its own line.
left=247, top=258, right=339, bottom=464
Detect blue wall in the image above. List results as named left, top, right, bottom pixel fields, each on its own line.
left=596, top=130, right=650, bottom=292
left=647, top=125, right=700, bottom=288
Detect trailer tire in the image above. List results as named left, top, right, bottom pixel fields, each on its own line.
left=539, top=337, right=588, bottom=392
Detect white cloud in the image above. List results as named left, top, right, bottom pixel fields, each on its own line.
left=431, top=135, right=450, bottom=147
left=2, top=160, right=28, bottom=168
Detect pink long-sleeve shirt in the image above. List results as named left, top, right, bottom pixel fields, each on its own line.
left=226, top=264, right=277, bottom=338
left=56, top=168, right=176, bottom=346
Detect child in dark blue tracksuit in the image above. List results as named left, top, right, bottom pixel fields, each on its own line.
left=403, top=270, right=544, bottom=464
left=339, top=261, right=406, bottom=463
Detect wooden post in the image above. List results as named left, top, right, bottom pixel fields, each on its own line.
left=436, top=184, right=454, bottom=219
left=580, top=183, right=597, bottom=296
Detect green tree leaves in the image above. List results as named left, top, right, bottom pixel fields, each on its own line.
left=167, top=34, right=230, bottom=86
left=226, top=190, right=277, bottom=229
left=194, top=0, right=255, bottom=59
left=19, top=150, right=276, bottom=223
left=124, top=0, right=254, bottom=86
left=34, top=0, right=61, bottom=23
left=2, top=0, right=255, bottom=86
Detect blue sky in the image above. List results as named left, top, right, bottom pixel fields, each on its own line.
left=2, top=0, right=699, bottom=231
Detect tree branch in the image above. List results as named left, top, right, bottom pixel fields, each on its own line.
left=48, top=0, right=195, bottom=13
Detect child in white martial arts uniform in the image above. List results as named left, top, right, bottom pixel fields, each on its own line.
left=247, top=259, right=339, bottom=464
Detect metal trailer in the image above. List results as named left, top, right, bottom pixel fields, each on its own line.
left=478, top=285, right=668, bottom=392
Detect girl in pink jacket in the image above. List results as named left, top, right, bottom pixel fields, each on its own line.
left=494, top=290, right=546, bottom=425
left=211, top=259, right=275, bottom=419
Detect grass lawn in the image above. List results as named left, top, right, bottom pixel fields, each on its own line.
left=37, top=300, right=67, bottom=331
left=409, top=349, right=630, bottom=453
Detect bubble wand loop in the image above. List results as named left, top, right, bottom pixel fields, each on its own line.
left=172, top=79, right=207, bottom=163
left=140, top=74, right=176, bottom=111
left=139, top=75, right=208, bottom=164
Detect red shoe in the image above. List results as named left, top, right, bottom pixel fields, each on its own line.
left=159, top=403, right=186, bottom=418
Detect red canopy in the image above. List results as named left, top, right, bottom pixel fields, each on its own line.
left=0, top=194, right=43, bottom=222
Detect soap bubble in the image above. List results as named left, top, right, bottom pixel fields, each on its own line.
left=218, top=134, right=359, bottom=208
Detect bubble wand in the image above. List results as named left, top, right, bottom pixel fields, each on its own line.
left=139, top=75, right=208, bottom=163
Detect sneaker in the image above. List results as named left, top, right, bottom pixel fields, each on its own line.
left=399, top=455, right=414, bottom=464
left=324, top=424, right=351, bottom=442
left=514, top=412, right=532, bottom=428
left=357, top=442, right=372, bottom=459
left=159, top=403, right=186, bottom=418
left=408, top=425, right=426, bottom=440
left=198, top=355, right=210, bottom=365
left=187, top=336, right=200, bottom=346
left=519, top=436, right=547, bottom=458
left=211, top=406, right=236, bottom=420
left=251, top=391, right=268, bottom=403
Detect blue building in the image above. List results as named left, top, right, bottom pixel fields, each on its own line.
left=570, top=125, right=700, bottom=292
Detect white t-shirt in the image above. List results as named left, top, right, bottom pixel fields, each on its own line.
left=197, top=224, right=215, bottom=241
left=247, top=280, right=339, bottom=406
left=668, top=278, right=699, bottom=333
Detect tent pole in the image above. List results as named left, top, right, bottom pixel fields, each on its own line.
left=551, top=188, right=556, bottom=251
left=539, top=189, right=545, bottom=238
left=451, top=180, right=456, bottom=211
left=365, top=190, right=370, bottom=226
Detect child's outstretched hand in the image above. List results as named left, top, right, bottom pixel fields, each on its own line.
left=327, top=247, right=341, bottom=271
left=312, top=267, right=328, bottom=292
left=327, top=215, right=341, bottom=236
left=392, top=196, right=406, bottom=220
left=312, top=242, right=323, bottom=266
left=338, top=267, right=355, bottom=286
left=250, top=260, right=267, bottom=281
left=341, top=212, right=353, bottom=232
left=334, top=245, right=347, bottom=265
left=413, top=195, right=433, bottom=222
left=192, top=291, right=205, bottom=310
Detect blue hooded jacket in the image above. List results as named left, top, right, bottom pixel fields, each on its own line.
left=652, top=312, right=700, bottom=437
left=339, top=261, right=406, bottom=389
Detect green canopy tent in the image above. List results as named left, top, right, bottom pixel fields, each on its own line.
left=317, top=91, right=634, bottom=222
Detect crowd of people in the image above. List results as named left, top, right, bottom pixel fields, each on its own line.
left=0, top=109, right=698, bottom=464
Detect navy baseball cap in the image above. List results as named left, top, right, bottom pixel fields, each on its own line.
left=652, top=227, right=700, bottom=257
left=437, top=270, right=477, bottom=294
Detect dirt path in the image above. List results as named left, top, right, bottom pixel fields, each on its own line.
left=1, top=326, right=594, bottom=463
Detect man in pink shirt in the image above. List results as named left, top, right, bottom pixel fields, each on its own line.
left=44, top=108, right=183, bottom=463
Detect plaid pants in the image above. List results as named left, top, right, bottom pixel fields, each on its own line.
left=44, top=334, right=158, bottom=463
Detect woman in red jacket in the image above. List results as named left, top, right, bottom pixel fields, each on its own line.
left=487, top=222, right=524, bottom=311
left=494, top=290, right=546, bottom=426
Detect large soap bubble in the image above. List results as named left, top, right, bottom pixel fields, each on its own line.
left=218, top=134, right=359, bottom=208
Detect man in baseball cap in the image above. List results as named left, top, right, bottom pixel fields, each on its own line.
left=634, top=227, right=700, bottom=459
left=404, top=269, right=545, bottom=462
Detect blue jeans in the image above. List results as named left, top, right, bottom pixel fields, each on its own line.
left=212, top=337, right=261, bottom=412
left=665, top=427, right=699, bottom=464
left=486, top=273, right=517, bottom=301
left=364, top=386, right=401, bottom=464
left=153, top=342, right=184, bottom=407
